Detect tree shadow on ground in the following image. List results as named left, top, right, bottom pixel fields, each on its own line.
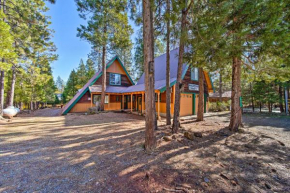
left=0, top=112, right=289, bottom=192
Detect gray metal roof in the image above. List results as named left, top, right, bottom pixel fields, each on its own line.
left=89, top=85, right=128, bottom=93
left=137, top=48, right=188, bottom=84
left=122, top=78, right=176, bottom=93
left=209, top=91, right=231, bottom=98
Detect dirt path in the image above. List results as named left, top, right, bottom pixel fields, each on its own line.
left=0, top=111, right=289, bottom=192
left=243, top=113, right=290, bottom=147
left=18, top=108, right=62, bottom=117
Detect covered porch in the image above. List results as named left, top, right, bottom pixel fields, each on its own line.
left=89, top=84, right=177, bottom=119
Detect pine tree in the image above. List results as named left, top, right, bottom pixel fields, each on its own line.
left=76, top=0, right=133, bottom=111
left=172, top=0, right=194, bottom=133
left=1, top=0, right=57, bottom=109
left=85, top=58, right=96, bottom=79
left=165, top=0, right=171, bottom=125
left=56, top=76, right=65, bottom=93
left=64, top=70, right=78, bottom=101
left=76, top=59, right=87, bottom=89
left=187, top=0, right=290, bottom=130
left=0, top=9, right=16, bottom=113
left=197, top=68, right=204, bottom=121
left=133, top=29, right=145, bottom=81
left=142, top=0, right=157, bottom=152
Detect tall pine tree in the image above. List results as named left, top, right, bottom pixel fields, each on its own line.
left=76, top=0, right=133, bottom=111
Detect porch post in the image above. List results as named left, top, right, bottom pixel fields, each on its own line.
left=172, top=84, right=176, bottom=115
left=91, top=93, right=93, bottom=107
left=158, top=92, right=161, bottom=120
left=142, top=92, right=144, bottom=114
left=135, top=94, right=138, bottom=111
left=131, top=94, right=133, bottom=112
left=122, top=94, right=124, bottom=110
left=108, top=93, right=110, bottom=110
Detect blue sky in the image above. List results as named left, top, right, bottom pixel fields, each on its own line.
left=46, top=1, right=138, bottom=82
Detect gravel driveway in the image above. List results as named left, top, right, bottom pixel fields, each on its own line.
left=243, top=113, right=290, bottom=146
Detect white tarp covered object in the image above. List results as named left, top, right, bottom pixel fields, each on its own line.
left=3, top=106, right=20, bottom=117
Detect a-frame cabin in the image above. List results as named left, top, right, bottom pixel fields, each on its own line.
left=62, top=49, right=214, bottom=117
left=62, top=56, right=134, bottom=115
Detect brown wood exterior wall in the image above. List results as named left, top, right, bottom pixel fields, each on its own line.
left=78, top=91, right=91, bottom=103
left=93, top=73, right=132, bottom=87
left=209, top=97, right=230, bottom=103
left=182, top=68, right=208, bottom=94
left=160, top=91, right=173, bottom=103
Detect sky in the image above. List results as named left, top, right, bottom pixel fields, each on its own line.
left=46, top=1, right=138, bottom=82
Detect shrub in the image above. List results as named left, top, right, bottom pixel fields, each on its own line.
left=88, top=107, right=99, bottom=114
left=209, top=101, right=230, bottom=112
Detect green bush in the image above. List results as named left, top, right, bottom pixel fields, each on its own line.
left=209, top=101, right=231, bottom=112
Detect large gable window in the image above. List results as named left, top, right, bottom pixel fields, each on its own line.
left=191, top=67, right=199, bottom=81
left=110, top=73, right=121, bottom=85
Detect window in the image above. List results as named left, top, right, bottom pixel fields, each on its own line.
left=191, top=67, right=199, bottom=81
left=116, top=96, right=120, bottom=102
left=93, top=95, right=109, bottom=104
left=110, top=73, right=121, bottom=85
left=93, top=95, right=101, bottom=104
left=105, top=95, right=109, bottom=104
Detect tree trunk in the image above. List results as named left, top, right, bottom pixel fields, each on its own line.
left=219, top=71, right=222, bottom=102
left=250, top=83, right=254, bottom=112
left=0, top=70, right=4, bottom=116
left=30, top=101, right=33, bottom=111
left=19, top=102, right=23, bottom=110
left=279, top=85, right=284, bottom=113
left=229, top=57, right=242, bottom=131
left=285, top=86, right=289, bottom=114
left=197, top=68, right=204, bottom=121
left=143, top=0, right=157, bottom=151
left=100, top=45, right=106, bottom=111
left=6, top=66, right=16, bottom=107
left=172, top=5, right=189, bottom=133
left=259, top=102, right=262, bottom=113
left=165, top=0, right=171, bottom=126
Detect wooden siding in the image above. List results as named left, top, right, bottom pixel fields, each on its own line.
left=70, top=103, right=91, bottom=113
left=94, top=73, right=132, bottom=87
left=110, top=95, right=121, bottom=103
left=160, top=90, right=174, bottom=103
left=93, top=60, right=132, bottom=87
left=180, top=93, right=193, bottom=116
left=69, top=92, right=209, bottom=116
left=209, top=97, right=230, bottom=103
left=204, top=71, right=214, bottom=93
left=107, top=60, right=126, bottom=75
left=105, top=103, right=121, bottom=110
left=157, top=102, right=174, bottom=115
left=78, top=90, right=91, bottom=103
left=182, top=68, right=208, bottom=94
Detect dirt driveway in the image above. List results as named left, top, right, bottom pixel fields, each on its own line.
left=0, top=110, right=289, bottom=192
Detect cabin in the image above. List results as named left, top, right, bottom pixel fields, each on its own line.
left=209, top=91, right=231, bottom=103
left=61, top=48, right=214, bottom=117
